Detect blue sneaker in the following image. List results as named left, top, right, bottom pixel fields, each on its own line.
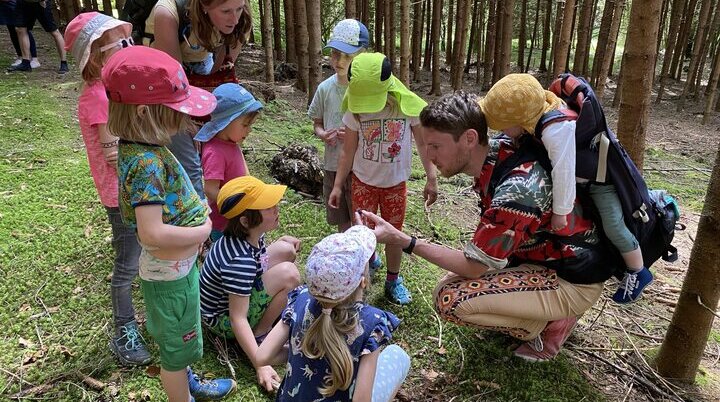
left=612, top=267, right=653, bottom=304
left=187, top=368, right=236, bottom=400
left=369, top=253, right=382, bottom=276
left=109, top=320, right=152, bottom=366
left=385, top=276, right=412, bottom=305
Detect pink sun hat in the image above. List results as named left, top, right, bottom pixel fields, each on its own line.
left=101, top=46, right=217, bottom=117
left=64, top=12, right=132, bottom=73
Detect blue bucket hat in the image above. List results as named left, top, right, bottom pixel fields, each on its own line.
left=325, top=19, right=369, bottom=55
left=194, top=83, right=263, bottom=142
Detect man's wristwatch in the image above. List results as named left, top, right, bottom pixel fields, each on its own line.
left=402, top=236, right=417, bottom=255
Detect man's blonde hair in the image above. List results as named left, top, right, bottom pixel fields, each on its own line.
left=107, top=102, right=193, bottom=145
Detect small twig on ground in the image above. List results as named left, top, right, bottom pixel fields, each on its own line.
left=78, top=374, right=106, bottom=391
left=211, top=335, right=237, bottom=379
left=596, top=323, right=663, bottom=342
left=586, top=298, right=609, bottom=332
left=454, top=335, right=465, bottom=375
left=696, top=295, right=720, bottom=319
left=34, top=323, right=44, bottom=351
left=415, top=284, right=443, bottom=348
left=621, top=379, right=634, bottom=402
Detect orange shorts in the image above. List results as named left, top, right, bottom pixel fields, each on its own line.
left=351, top=174, right=407, bottom=230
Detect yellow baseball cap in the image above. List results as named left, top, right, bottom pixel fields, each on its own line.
left=217, top=176, right=287, bottom=219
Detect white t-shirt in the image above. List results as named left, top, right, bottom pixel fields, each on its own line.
left=342, top=98, right=419, bottom=188
left=540, top=119, right=577, bottom=215
left=307, top=74, right=347, bottom=172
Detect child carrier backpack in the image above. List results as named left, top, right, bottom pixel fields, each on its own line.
left=120, top=0, right=190, bottom=45
left=503, top=74, right=680, bottom=275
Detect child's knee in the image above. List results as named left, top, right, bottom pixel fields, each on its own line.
left=275, top=240, right=298, bottom=263
left=277, top=262, right=301, bottom=288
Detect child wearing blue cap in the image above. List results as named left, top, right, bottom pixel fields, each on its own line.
left=194, top=83, right=263, bottom=240
left=308, top=19, right=369, bottom=234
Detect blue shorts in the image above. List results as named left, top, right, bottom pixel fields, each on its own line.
left=14, top=0, right=57, bottom=32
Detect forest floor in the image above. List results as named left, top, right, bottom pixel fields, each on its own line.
left=1, top=35, right=719, bottom=402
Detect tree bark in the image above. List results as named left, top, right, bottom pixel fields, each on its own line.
left=451, top=0, right=471, bottom=89
left=594, top=0, right=625, bottom=98
left=412, top=0, right=424, bottom=80
left=677, top=0, right=713, bottom=110
left=375, top=0, right=384, bottom=51
left=656, top=142, right=720, bottom=381
left=307, top=0, right=321, bottom=102
left=553, top=0, right=576, bottom=77
left=430, top=0, right=443, bottom=95
left=548, top=0, right=564, bottom=74
left=483, top=0, right=498, bottom=88
left=423, top=0, right=433, bottom=70
left=446, top=0, right=454, bottom=63
left=261, top=0, right=275, bottom=84
left=655, top=0, right=685, bottom=102
left=293, top=0, right=309, bottom=92
left=284, top=0, right=296, bottom=64
left=702, top=51, right=720, bottom=124
left=572, top=0, right=594, bottom=75
left=400, top=0, right=411, bottom=83
left=592, top=0, right=616, bottom=86
left=539, top=0, right=552, bottom=72
left=465, top=0, right=479, bottom=74
left=346, top=0, right=357, bottom=18
left=526, top=0, right=542, bottom=72
left=692, top=2, right=720, bottom=98
left=518, top=0, right=527, bottom=70
left=384, top=0, right=396, bottom=67
left=271, top=0, right=283, bottom=61
left=475, top=0, right=486, bottom=81
left=616, top=0, right=662, bottom=170
left=101, top=0, right=112, bottom=15
left=670, top=0, right=697, bottom=80
left=498, top=0, right=515, bottom=79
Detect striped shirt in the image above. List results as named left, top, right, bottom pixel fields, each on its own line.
left=199, top=235, right=268, bottom=326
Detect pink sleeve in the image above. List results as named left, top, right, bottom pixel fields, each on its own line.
left=85, top=83, right=109, bottom=127
left=201, top=143, right=226, bottom=182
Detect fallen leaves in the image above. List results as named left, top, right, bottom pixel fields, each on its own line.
left=145, top=365, right=161, bottom=378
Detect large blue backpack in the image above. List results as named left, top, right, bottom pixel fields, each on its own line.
left=534, top=73, right=681, bottom=274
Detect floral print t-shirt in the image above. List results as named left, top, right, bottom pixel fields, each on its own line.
left=276, top=287, right=400, bottom=401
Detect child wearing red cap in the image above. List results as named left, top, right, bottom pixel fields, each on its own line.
left=102, top=46, right=235, bottom=402
left=64, top=12, right=149, bottom=366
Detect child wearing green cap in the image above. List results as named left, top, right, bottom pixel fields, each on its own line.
left=328, top=52, right=438, bottom=305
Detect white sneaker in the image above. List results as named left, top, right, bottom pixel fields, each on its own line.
left=11, top=59, right=22, bottom=67
left=30, top=58, right=41, bottom=69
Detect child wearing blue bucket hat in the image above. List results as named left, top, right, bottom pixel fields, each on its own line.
left=195, top=83, right=263, bottom=240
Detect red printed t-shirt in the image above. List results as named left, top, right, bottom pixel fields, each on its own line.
left=201, top=137, right=248, bottom=232
left=78, top=81, right=118, bottom=208
left=464, top=138, right=598, bottom=274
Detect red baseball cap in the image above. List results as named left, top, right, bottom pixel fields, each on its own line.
left=101, top=46, right=216, bottom=117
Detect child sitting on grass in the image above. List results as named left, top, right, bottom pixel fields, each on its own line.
left=104, top=46, right=235, bottom=402
left=199, top=176, right=302, bottom=392
left=256, top=224, right=411, bottom=401
left=194, top=83, right=263, bottom=241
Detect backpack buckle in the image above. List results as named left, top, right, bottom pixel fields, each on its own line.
left=633, top=203, right=650, bottom=223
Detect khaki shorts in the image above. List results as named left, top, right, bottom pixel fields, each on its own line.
left=323, top=170, right=353, bottom=226
left=141, top=264, right=203, bottom=371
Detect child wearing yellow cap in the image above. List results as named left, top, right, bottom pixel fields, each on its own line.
left=328, top=52, right=438, bottom=305
left=199, top=176, right=302, bottom=392
left=479, top=73, right=651, bottom=304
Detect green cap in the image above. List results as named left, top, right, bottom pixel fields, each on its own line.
left=341, top=52, right=427, bottom=116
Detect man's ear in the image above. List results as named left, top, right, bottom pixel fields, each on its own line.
left=464, top=129, right=478, bottom=146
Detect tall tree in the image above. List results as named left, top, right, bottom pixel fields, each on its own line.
left=284, top=0, right=297, bottom=64
left=526, top=0, right=542, bottom=72
left=412, top=0, right=424, bottom=79
left=677, top=0, right=714, bottom=110
left=423, top=0, right=433, bottom=71
left=451, top=0, right=471, bottom=89
left=553, top=0, right=576, bottom=77
left=307, top=0, right=321, bottom=102
left=670, top=0, right=698, bottom=80
left=400, top=0, right=410, bottom=83
left=293, top=0, right=309, bottom=92
left=497, top=0, right=515, bottom=79
left=549, top=0, right=565, bottom=74
left=465, top=0, right=479, bottom=74
left=446, top=0, right=454, bottom=62
left=692, top=1, right=720, bottom=98
left=430, top=0, right=443, bottom=94
left=539, top=0, right=552, bottom=72
left=518, top=0, right=527, bottom=70
left=573, top=0, right=595, bottom=75
left=483, top=0, right=498, bottom=88
left=592, top=0, right=616, bottom=86
left=475, top=0, right=486, bottom=81
left=703, top=51, right=720, bottom=124
left=260, top=0, right=275, bottom=83
left=384, top=0, right=396, bottom=65
left=616, top=0, right=662, bottom=169
left=375, top=0, right=384, bottom=50
left=656, top=0, right=685, bottom=102
left=272, top=0, right=283, bottom=60
left=594, top=0, right=625, bottom=98
left=346, top=0, right=357, bottom=18
left=656, top=142, right=720, bottom=381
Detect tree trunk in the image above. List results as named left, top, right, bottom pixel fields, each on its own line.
left=594, top=0, right=625, bottom=98
left=498, top=0, right=515, bottom=79
left=573, top=0, right=594, bottom=75
left=272, top=0, right=283, bottom=61
left=612, top=56, right=625, bottom=107
left=412, top=0, right=424, bottom=80
left=346, top=0, right=357, bottom=18
left=553, top=0, right=576, bottom=77
left=655, top=143, right=720, bottom=381
left=592, top=0, right=616, bottom=86
left=423, top=0, right=433, bottom=71
left=261, top=0, right=275, bottom=84
left=284, top=0, right=297, bottom=64
left=670, top=0, right=698, bottom=80
left=526, top=0, right=542, bottom=72
left=101, top=0, right=112, bottom=15
left=446, top=0, right=454, bottom=63
left=548, top=0, right=565, bottom=74
left=375, top=0, right=384, bottom=51
left=400, top=0, right=410, bottom=83
left=430, top=0, right=443, bottom=95
left=518, top=0, right=527, bottom=70
left=655, top=0, right=669, bottom=68
left=483, top=0, right=498, bottom=88
left=540, top=0, right=552, bottom=72
left=361, top=0, right=370, bottom=25
left=656, top=0, right=685, bottom=102
left=307, top=0, right=321, bottom=102
left=616, top=0, right=662, bottom=170
left=451, top=0, right=471, bottom=89
left=703, top=50, right=720, bottom=124
left=677, top=0, right=713, bottom=110
left=692, top=2, right=720, bottom=98
left=384, top=0, right=396, bottom=66
left=492, top=0, right=505, bottom=82
left=476, top=0, right=486, bottom=81
left=465, top=0, right=479, bottom=74
left=293, top=0, right=309, bottom=92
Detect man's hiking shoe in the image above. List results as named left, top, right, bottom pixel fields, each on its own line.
left=513, top=316, right=577, bottom=362
left=188, top=367, right=237, bottom=400
left=385, top=276, right=412, bottom=305
left=369, top=252, right=382, bottom=276
left=7, top=61, right=31, bottom=72
left=109, top=320, right=152, bottom=366
left=613, top=267, right=653, bottom=304
left=58, top=61, right=69, bottom=74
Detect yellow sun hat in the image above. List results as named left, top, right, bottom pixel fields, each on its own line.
left=217, top=176, right=287, bottom=219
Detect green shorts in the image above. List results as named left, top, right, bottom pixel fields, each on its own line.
left=141, top=263, right=203, bottom=371
left=208, top=277, right=273, bottom=339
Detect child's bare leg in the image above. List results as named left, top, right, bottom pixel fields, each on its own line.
left=266, top=239, right=297, bottom=267
left=622, top=248, right=644, bottom=271
left=385, top=244, right=402, bottom=275
left=253, top=261, right=300, bottom=337
left=160, top=368, right=190, bottom=402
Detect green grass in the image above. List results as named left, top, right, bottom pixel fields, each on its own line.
left=3, top=52, right=710, bottom=401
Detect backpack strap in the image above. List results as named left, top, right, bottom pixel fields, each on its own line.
left=534, top=109, right=577, bottom=139
left=176, top=0, right=192, bottom=44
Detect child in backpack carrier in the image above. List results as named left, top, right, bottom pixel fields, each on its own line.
left=479, top=73, right=653, bottom=304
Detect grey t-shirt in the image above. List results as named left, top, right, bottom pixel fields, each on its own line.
left=307, top=74, right=347, bottom=172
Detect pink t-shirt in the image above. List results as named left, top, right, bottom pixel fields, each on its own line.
left=78, top=81, right=118, bottom=208
left=201, top=137, right=248, bottom=232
